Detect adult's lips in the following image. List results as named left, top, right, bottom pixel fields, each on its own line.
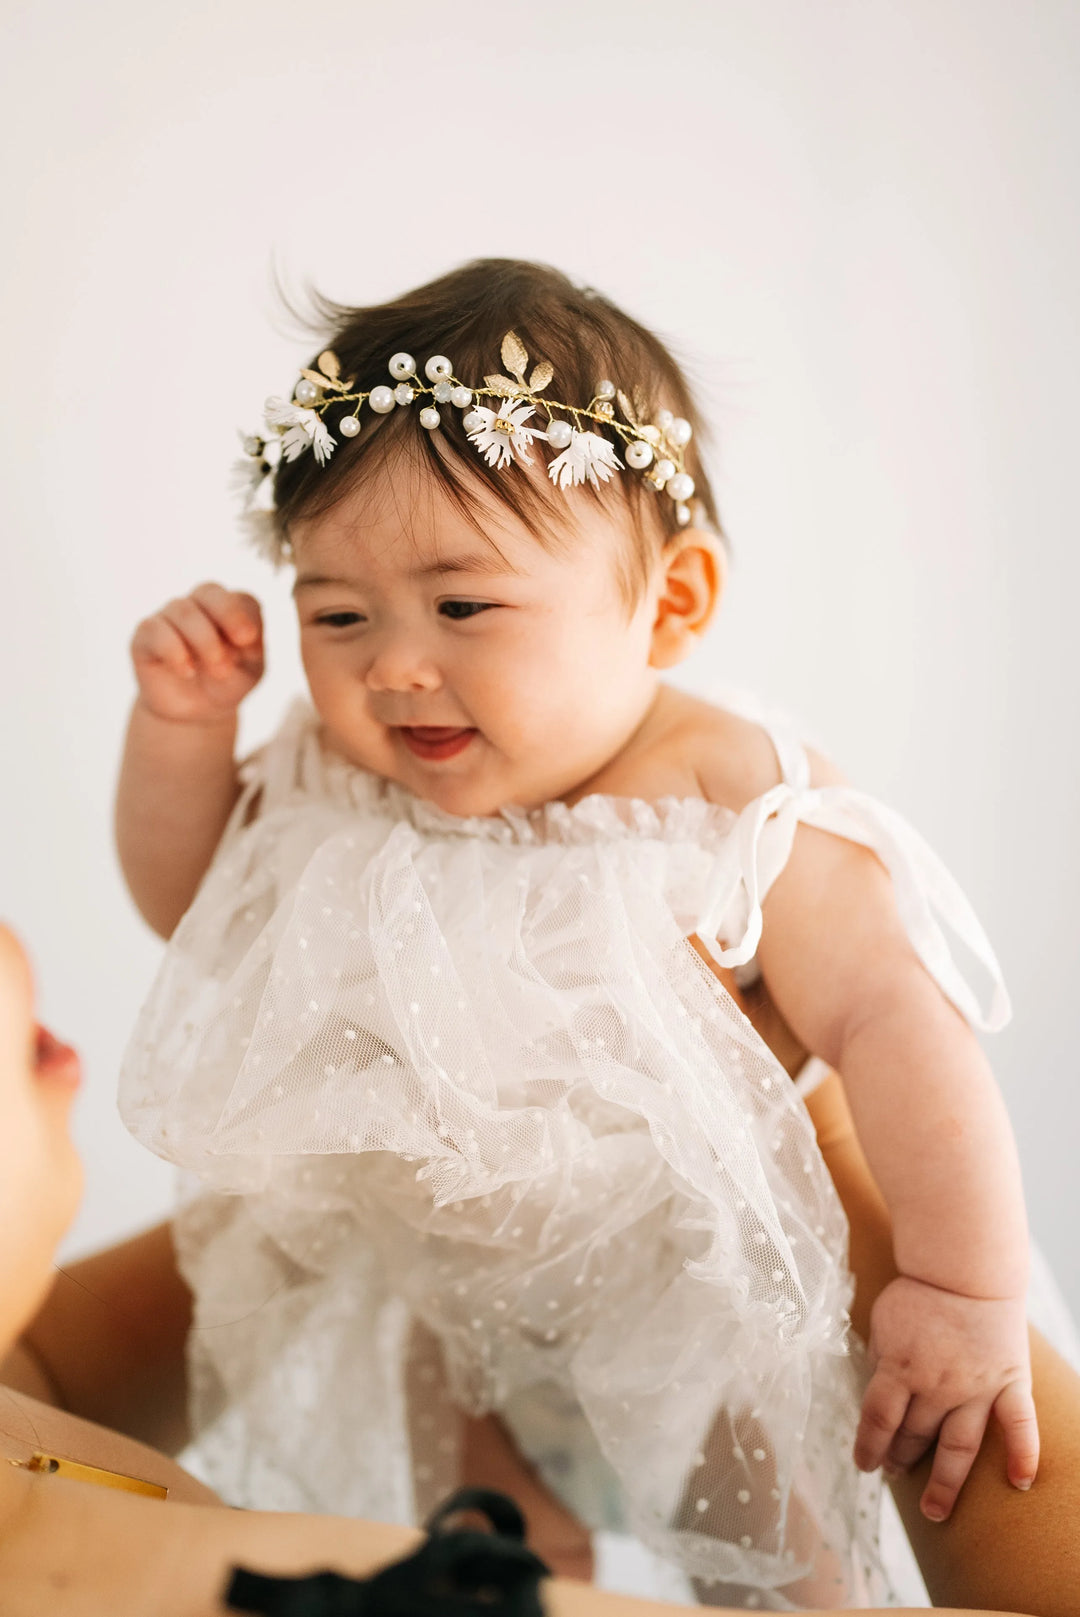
left=33, top=1024, right=81, bottom=1089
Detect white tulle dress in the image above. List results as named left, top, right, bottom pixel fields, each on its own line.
left=119, top=694, right=1013, bottom=1610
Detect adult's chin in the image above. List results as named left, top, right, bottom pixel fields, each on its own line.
left=0, top=1236, right=63, bottom=1353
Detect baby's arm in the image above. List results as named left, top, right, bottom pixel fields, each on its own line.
left=754, top=759, right=1036, bottom=1522
left=115, top=583, right=264, bottom=938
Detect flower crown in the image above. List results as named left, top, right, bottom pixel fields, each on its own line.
left=236, top=331, right=698, bottom=543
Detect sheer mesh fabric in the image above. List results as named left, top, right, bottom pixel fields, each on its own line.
left=122, top=702, right=905, bottom=1606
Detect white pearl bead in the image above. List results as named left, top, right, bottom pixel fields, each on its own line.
left=389, top=352, right=416, bottom=380
left=451, top=386, right=473, bottom=408
left=433, top=380, right=454, bottom=403
left=595, top=378, right=616, bottom=400
left=294, top=378, right=318, bottom=405
left=338, top=415, right=361, bottom=438
left=657, top=408, right=674, bottom=430
left=667, top=472, right=695, bottom=502
left=546, top=419, right=573, bottom=450
left=394, top=383, right=415, bottom=405
left=625, top=439, right=653, bottom=469
left=463, top=410, right=485, bottom=432
left=654, top=457, right=675, bottom=484
left=419, top=406, right=441, bottom=430
left=368, top=385, right=395, bottom=414
left=669, top=417, right=693, bottom=446
left=676, top=501, right=691, bottom=526
left=424, top=355, right=453, bottom=381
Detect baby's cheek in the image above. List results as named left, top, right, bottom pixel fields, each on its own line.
left=302, top=645, right=354, bottom=716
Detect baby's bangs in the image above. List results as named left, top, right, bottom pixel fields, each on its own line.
left=281, top=393, right=670, bottom=612
left=341, top=400, right=579, bottom=563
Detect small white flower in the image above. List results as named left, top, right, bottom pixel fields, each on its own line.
left=466, top=399, right=547, bottom=469
left=548, top=429, right=623, bottom=491
left=263, top=396, right=335, bottom=465
left=230, top=455, right=268, bottom=507
left=280, top=422, right=314, bottom=462
left=264, top=395, right=313, bottom=430
left=250, top=462, right=277, bottom=511
left=310, top=418, right=335, bottom=466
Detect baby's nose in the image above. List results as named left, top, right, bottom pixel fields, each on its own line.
left=364, top=639, right=442, bottom=694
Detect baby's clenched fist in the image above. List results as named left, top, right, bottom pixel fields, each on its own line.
left=854, top=1274, right=1037, bottom=1522
left=131, top=583, right=265, bottom=724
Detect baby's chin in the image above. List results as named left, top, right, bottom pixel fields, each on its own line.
left=320, top=725, right=497, bottom=818
left=323, top=719, right=568, bottom=820
left=395, top=744, right=567, bottom=821
left=395, top=754, right=519, bottom=821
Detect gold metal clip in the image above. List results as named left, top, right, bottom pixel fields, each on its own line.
left=9, top=1450, right=168, bottom=1498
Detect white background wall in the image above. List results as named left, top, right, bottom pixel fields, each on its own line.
left=2, top=1, right=1078, bottom=1314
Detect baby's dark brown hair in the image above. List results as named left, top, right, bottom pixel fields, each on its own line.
left=270, top=258, right=722, bottom=612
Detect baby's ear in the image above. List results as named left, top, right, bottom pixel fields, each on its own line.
left=648, top=529, right=726, bottom=669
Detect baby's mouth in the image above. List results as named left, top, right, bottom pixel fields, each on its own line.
left=397, top=726, right=477, bottom=762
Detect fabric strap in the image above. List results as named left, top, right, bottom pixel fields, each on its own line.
left=694, top=781, right=1010, bottom=1033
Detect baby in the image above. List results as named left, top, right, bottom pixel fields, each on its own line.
left=115, top=259, right=1035, bottom=1607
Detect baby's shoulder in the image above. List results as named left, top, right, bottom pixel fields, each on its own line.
left=635, top=688, right=845, bottom=815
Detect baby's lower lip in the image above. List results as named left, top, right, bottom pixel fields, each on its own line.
left=397, top=726, right=476, bottom=761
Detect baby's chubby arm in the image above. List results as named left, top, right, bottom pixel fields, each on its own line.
left=752, top=756, right=1037, bottom=1523
left=115, top=583, right=264, bottom=938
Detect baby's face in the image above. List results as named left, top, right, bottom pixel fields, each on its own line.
left=290, top=462, right=665, bottom=817
left=0, top=927, right=83, bottom=1351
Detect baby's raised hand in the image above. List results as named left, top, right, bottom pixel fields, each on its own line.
left=131, top=582, right=265, bottom=724
left=854, top=1274, right=1038, bottom=1521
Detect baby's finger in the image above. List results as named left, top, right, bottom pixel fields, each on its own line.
left=994, top=1378, right=1039, bottom=1492
left=131, top=615, right=196, bottom=679
left=190, top=582, right=263, bottom=648
left=918, top=1400, right=991, bottom=1522
left=884, top=1392, right=947, bottom=1474
left=160, top=597, right=232, bottom=672
left=854, top=1372, right=911, bottom=1473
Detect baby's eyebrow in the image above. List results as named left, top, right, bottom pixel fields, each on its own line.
left=293, top=553, right=520, bottom=592
left=409, top=552, right=520, bottom=579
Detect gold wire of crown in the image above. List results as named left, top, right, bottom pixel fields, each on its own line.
left=236, top=331, right=699, bottom=537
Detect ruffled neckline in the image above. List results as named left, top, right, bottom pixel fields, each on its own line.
left=291, top=703, right=738, bottom=849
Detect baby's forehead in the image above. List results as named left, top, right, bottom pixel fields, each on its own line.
left=290, top=452, right=612, bottom=580
left=291, top=487, right=530, bottom=581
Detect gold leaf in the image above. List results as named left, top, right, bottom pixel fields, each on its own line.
left=500, top=330, right=529, bottom=379
left=632, top=387, right=651, bottom=423
left=484, top=373, right=522, bottom=395
left=528, top=360, right=554, bottom=393
left=317, top=350, right=341, bottom=380
left=301, top=367, right=347, bottom=394
left=617, top=389, right=638, bottom=425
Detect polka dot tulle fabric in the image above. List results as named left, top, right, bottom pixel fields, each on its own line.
left=119, top=701, right=1006, bottom=1607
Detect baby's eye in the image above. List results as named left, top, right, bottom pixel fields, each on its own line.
left=315, top=611, right=363, bottom=628
left=440, top=601, right=494, bottom=620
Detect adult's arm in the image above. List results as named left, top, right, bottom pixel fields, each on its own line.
left=0, top=1222, right=193, bottom=1453
left=807, top=1070, right=1080, bottom=1617
left=0, top=1459, right=1015, bottom=1617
